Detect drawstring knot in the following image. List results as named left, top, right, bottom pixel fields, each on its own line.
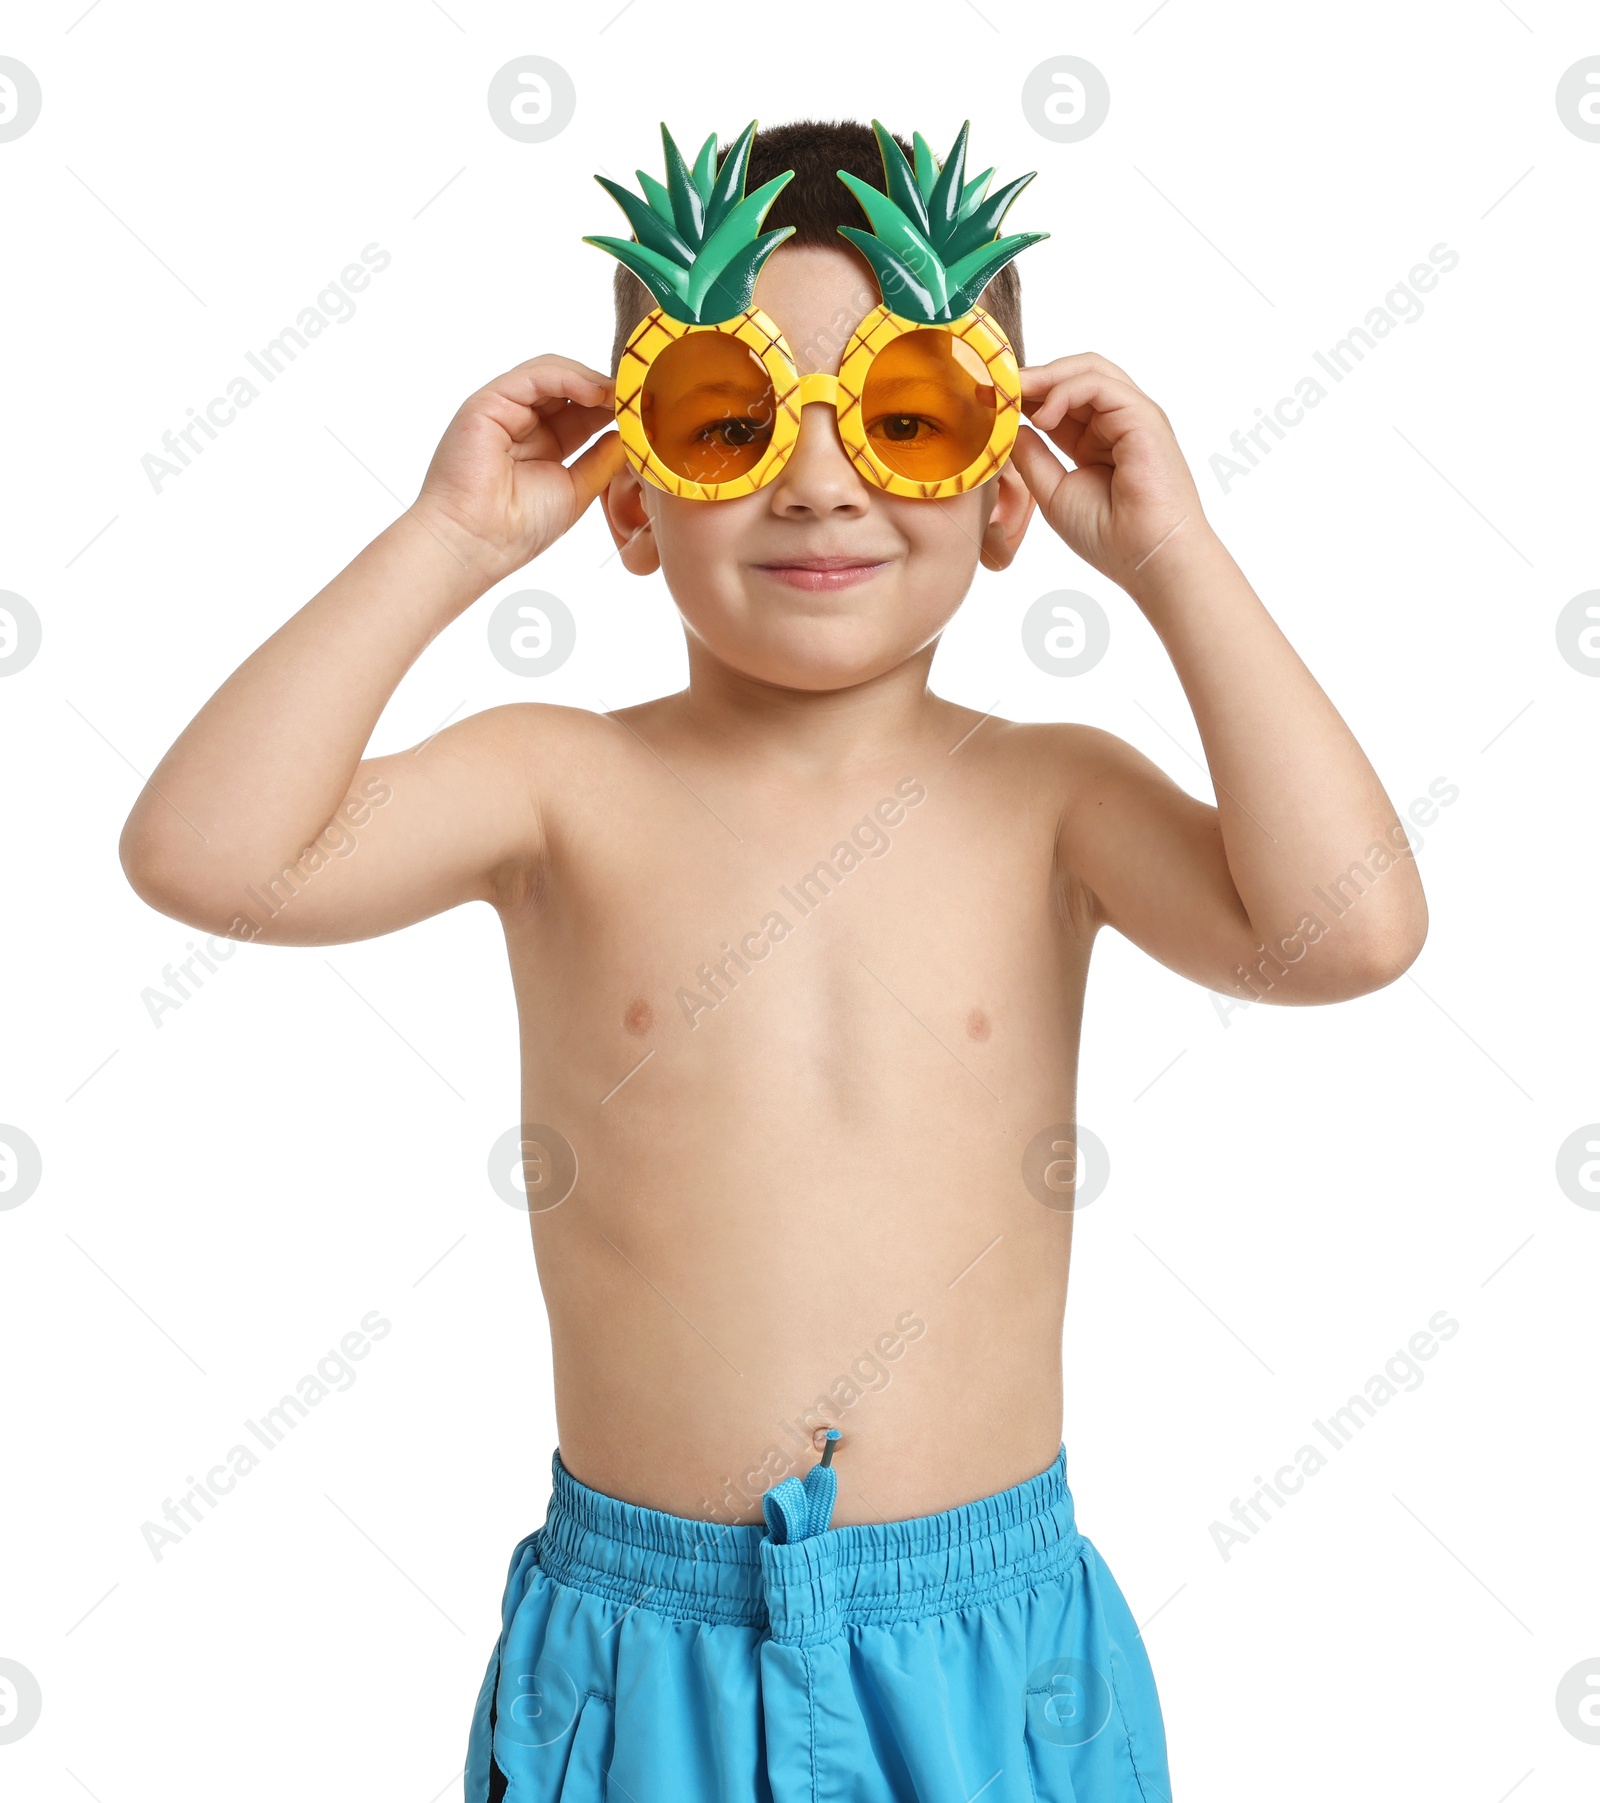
left=761, top=1430, right=841, bottom=1543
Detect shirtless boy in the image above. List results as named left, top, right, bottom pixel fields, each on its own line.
left=119, top=117, right=1427, bottom=1802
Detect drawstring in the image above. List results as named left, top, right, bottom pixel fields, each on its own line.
left=761, top=1430, right=841, bottom=1544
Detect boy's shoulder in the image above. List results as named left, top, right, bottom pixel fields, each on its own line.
left=955, top=710, right=1150, bottom=795
left=466, top=698, right=647, bottom=771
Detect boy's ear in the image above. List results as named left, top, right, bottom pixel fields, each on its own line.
left=977, top=463, right=1035, bottom=571
left=600, top=464, right=660, bottom=575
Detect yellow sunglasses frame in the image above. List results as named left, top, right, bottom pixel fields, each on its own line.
left=613, top=301, right=1021, bottom=502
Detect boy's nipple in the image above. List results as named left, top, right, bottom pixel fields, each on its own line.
left=623, top=998, right=654, bottom=1037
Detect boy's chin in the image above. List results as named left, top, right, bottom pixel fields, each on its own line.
left=693, top=626, right=934, bottom=694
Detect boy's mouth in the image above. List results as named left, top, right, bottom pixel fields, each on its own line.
left=752, top=555, right=892, bottom=592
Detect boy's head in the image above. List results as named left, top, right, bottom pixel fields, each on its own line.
left=599, top=118, right=1038, bottom=697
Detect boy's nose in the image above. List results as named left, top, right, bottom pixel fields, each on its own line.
left=767, top=385, right=870, bottom=517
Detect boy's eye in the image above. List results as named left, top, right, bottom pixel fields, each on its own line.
left=699, top=417, right=762, bottom=447
left=870, top=414, right=939, bottom=443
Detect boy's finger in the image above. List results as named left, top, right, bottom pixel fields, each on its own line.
left=517, top=352, right=615, bottom=389
left=1025, top=371, right=1144, bottom=436
left=1009, top=426, right=1073, bottom=506
left=506, top=351, right=615, bottom=394
left=482, top=359, right=614, bottom=418
left=546, top=402, right=618, bottom=458
left=1025, top=371, right=1131, bottom=428
left=1019, top=352, right=1140, bottom=394
left=507, top=401, right=616, bottom=456
left=564, top=431, right=627, bottom=515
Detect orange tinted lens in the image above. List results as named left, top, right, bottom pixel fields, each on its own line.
left=640, top=330, right=777, bottom=484
left=860, top=329, right=998, bottom=481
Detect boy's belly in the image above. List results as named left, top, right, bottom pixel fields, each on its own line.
left=504, top=866, right=1090, bottom=1525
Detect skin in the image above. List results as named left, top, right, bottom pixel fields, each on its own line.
left=119, top=243, right=1427, bottom=1527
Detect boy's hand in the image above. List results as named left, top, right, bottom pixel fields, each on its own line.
left=1011, top=354, right=1209, bottom=589
left=415, top=355, right=625, bottom=586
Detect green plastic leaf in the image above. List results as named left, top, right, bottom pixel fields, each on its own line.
left=685, top=171, right=794, bottom=313
left=704, top=119, right=759, bottom=237
left=660, top=124, right=706, bottom=243
left=836, top=173, right=950, bottom=312
left=912, top=133, right=938, bottom=202
left=583, top=235, right=694, bottom=318
left=697, top=226, right=796, bottom=320
left=690, top=132, right=718, bottom=203
left=944, top=231, right=1049, bottom=318
left=838, top=228, right=942, bottom=322
left=945, top=172, right=1037, bottom=262
left=867, top=119, right=929, bottom=235
left=583, top=234, right=690, bottom=295
left=926, top=121, right=970, bottom=245
left=591, top=122, right=801, bottom=321
left=958, top=167, right=994, bottom=218
left=595, top=176, right=694, bottom=267
left=638, top=171, right=675, bottom=222
left=837, top=122, right=1046, bottom=319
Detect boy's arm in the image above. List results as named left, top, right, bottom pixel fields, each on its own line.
left=1013, top=353, right=1427, bottom=1003
left=119, top=356, right=623, bottom=943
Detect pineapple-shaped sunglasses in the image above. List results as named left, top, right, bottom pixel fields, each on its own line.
left=586, top=119, right=1047, bottom=500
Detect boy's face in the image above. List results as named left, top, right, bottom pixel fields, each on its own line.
left=601, top=245, right=1035, bottom=694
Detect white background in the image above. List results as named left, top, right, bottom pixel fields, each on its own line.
left=2, top=2, right=1597, bottom=1799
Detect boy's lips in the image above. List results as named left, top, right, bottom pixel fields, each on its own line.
left=752, top=555, right=894, bottom=592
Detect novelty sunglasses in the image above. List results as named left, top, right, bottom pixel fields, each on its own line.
left=585, top=119, right=1048, bottom=502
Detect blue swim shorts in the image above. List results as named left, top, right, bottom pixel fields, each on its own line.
left=464, top=1441, right=1170, bottom=1801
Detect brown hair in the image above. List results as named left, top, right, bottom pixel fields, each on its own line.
left=606, top=117, right=1026, bottom=374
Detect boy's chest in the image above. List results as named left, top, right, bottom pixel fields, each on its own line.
left=512, top=752, right=1091, bottom=1073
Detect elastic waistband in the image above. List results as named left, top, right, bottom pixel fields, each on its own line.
left=534, top=1444, right=1083, bottom=1648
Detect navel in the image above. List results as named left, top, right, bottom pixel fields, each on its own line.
left=966, top=1008, right=992, bottom=1042
left=623, top=997, right=654, bottom=1038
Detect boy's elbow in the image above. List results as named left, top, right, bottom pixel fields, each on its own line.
left=1334, top=902, right=1429, bottom=998
left=1259, top=898, right=1429, bottom=1003
left=1347, top=930, right=1425, bottom=994
left=118, top=817, right=227, bottom=933
left=118, top=791, right=166, bottom=887
left=118, top=816, right=157, bottom=901
left=118, top=813, right=174, bottom=911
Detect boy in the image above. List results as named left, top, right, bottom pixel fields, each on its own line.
left=119, top=118, right=1427, bottom=1801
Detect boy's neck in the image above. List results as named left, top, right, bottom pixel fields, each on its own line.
left=671, top=638, right=945, bottom=779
